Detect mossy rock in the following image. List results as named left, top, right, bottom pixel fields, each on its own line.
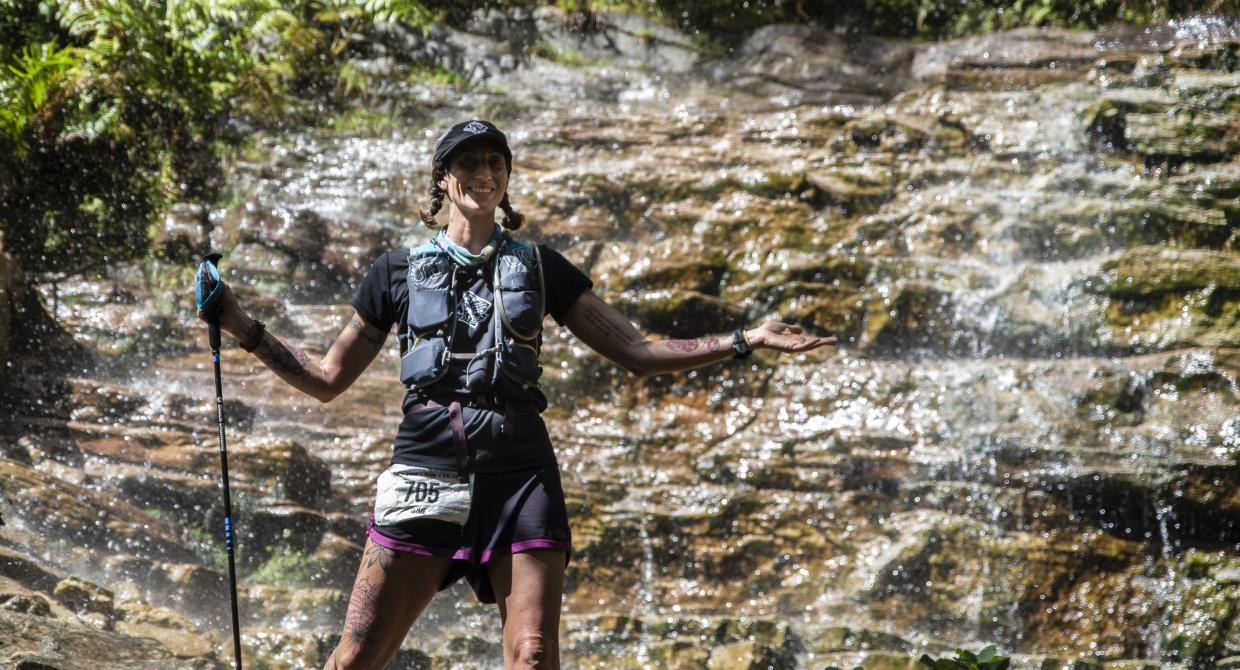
left=837, top=113, right=972, bottom=157
left=1019, top=198, right=1230, bottom=256
left=1083, top=91, right=1176, bottom=154
left=802, top=166, right=896, bottom=213
left=860, top=283, right=963, bottom=356
left=1172, top=70, right=1240, bottom=113
left=707, top=639, right=795, bottom=670
left=1126, top=108, right=1240, bottom=162
left=807, top=626, right=914, bottom=653
left=1085, top=70, right=1239, bottom=162
left=1088, top=247, right=1240, bottom=350
left=1098, top=247, right=1240, bottom=297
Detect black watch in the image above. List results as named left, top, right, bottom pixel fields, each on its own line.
left=731, top=329, right=752, bottom=359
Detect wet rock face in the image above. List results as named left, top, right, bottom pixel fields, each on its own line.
left=0, top=235, right=23, bottom=366
left=4, top=8, right=1240, bottom=670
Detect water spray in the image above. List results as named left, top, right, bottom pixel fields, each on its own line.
left=195, top=252, right=244, bottom=670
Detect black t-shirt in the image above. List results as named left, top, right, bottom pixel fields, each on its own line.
left=351, top=242, right=593, bottom=472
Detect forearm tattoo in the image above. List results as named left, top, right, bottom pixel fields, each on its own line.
left=665, top=336, right=725, bottom=354
left=347, top=316, right=386, bottom=350
left=584, top=305, right=638, bottom=345
left=254, top=332, right=311, bottom=378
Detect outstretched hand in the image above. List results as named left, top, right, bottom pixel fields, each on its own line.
left=746, top=320, right=837, bottom=353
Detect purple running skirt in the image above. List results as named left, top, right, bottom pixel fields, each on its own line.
left=368, top=462, right=571, bottom=603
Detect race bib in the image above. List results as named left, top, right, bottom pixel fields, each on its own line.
left=373, top=465, right=472, bottom=526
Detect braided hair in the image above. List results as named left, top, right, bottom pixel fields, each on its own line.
left=418, top=161, right=448, bottom=228
left=418, top=159, right=525, bottom=230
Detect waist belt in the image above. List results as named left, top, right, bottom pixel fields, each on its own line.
left=405, top=396, right=541, bottom=482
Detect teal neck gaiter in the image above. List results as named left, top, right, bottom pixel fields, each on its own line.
left=436, top=225, right=504, bottom=268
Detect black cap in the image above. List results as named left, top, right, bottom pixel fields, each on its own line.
left=433, top=120, right=512, bottom=169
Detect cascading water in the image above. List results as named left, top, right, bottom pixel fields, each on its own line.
left=3, top=8, right=1240, bottom=670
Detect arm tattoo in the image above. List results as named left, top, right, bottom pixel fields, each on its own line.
left=584, top=305, right=637, bottom=345
left=665, top=339, right=701, bottom=352
left=254, top=332, right=311, bottom=378
left=707, top=337, right=721, bottom=352
left=347, top=316, right=386, bottom=350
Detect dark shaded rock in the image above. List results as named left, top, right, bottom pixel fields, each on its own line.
left=0, top=233, right=24, bottom=366
left=614, top=288, right=746, bottom=337
left=67, top=380, right=146, bottom=423
left=720, top=25, right=915, bottom=105
left=234, top=440, right=334, bottom=509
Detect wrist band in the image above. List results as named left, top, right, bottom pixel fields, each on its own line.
left=239, top=319, right=266, bottom=352
left=731, top=328, right=752, bottom=360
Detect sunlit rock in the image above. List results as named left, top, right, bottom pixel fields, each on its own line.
left=115, top=600, right=215, bottom=659
left=0, top=609, right=220, bottom=669
left=53, top=576, right=115, bottom=627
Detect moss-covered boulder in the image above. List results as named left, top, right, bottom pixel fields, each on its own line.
left=1091, top=246, right=1240, bottom=350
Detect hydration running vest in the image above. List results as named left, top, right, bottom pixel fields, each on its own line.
left=398, top=234, right=545, bottom=401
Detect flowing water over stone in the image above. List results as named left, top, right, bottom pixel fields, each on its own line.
left=3, top=9, right=1240, bottom=670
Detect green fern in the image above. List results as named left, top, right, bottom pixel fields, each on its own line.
left=919, top=645, right=1010, bottom=670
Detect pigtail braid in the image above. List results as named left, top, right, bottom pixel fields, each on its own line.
left=419, top=161, right=448, bottom=228
left=499, top=192, right=524, bottom=230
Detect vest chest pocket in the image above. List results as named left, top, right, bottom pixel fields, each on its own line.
left=498, top=286, right=542, bottom=340
left=400, top=337, right=448, bottom=387
left=495, top=339, right=542, bottom=392
left=407, top=255, right=454, bottom=331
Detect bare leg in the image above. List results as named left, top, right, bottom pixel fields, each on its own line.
left=323, top=537, right=454, bottom=670
left=487, top=550, right=567, bottom=670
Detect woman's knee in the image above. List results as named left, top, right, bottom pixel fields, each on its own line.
left=508, top=632, right=558, bottom=669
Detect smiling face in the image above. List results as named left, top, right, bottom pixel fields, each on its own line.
left=440, top=139, right=510, bottom=218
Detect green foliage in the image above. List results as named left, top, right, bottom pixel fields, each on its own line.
left=245, top=547, right=326, bottom=586
left=825, top=665, right=864, bottom=670
left=0, top=0, right=433, bottom=278
left=919, top=645, right=1011, bottom=670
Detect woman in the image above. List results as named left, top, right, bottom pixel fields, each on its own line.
left=201, top=120, right=836, bottom=670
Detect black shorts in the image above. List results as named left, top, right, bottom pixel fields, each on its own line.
left=367, top=462, right=571, bottom=604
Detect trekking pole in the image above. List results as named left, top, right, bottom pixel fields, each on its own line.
left=195, top=252, right=244, bottom=670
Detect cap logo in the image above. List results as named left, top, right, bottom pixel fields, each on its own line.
left=462, top=121, right=488, bottom=135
